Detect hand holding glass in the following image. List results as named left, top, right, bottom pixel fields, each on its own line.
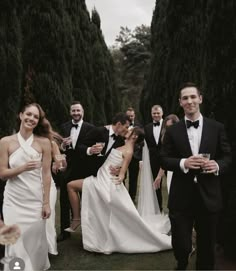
left=55, top=154, right=66, bottom=170
left=96, top=142, right=105, bottom=156
left=63, top=136, right=73, bottom=149
left=199, top=153, right=211, bottom=173
left=30, top=153, right=42, bottom=168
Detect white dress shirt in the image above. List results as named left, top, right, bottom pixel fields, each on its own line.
left=153, top=119, right=163, bottom=145
left=70, top=119, right=83, bottom=149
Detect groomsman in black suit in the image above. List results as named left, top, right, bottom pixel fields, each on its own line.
left=144, top=105, right=164, bottom=211
left=81, top=112, right=130, bottom=177
left=57, top=101, right=94, bottom=241
left=126, top=107, right=143, bottom=202
left=161, top=82, right=231, bottom=270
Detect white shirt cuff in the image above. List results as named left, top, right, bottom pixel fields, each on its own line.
left=87, top=147, right=92, bottom=156
left=180, top=159, right=189, bottom=173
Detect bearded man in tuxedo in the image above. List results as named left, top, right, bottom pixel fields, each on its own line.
left=57, top=101, right=94, bottom=241
left=161, top=82, right=231, bottom=270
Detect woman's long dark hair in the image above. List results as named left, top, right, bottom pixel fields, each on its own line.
left=20, top=103, right=62, bottom=144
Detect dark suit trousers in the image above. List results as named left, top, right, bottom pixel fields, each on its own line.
left=169, top=210, right=218, bottom=270
left=128, top=157, right=140, bottom=201
left=58, top=172, right=71, bottom=232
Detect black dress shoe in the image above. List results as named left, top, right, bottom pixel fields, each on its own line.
left=57, top=232, right=71, bottom=242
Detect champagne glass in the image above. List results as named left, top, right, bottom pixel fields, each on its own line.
left=55, top=154, right=66, bottom=170
left=96, top=142, right=105, bottom=156
left=30, top=153, right=42, bottom=168
left=0, top=224, right=20, bottom=264
left=63, top=136, right=73, bottom=150
left=199, top=153, right=211, bottom=173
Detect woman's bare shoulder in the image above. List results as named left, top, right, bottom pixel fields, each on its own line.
left=0, top=134, right=16, bottom=144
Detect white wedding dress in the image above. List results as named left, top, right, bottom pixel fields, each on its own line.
left=81, top=146, right=171, bottom=254
left=3, top=132, right=57, bottom=270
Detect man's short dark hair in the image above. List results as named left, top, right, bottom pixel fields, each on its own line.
left=112, top=112, right=130, bottom=125
left=179, top=82, right=201, bottom=98
left=71, top=100, right=81, bottom=106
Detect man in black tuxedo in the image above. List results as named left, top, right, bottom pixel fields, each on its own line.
left=161, top=82, right=231, bottom=270
left=57, top=101, right=94, bottom=241
left=81, top=112, right=130, bottom=177
left=144, top=105, right=164, bottom=211
left=126, top=107, right=143, bottom=202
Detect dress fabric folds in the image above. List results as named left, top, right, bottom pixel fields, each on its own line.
left=81, top=148, right=171, bottom=254
left=3, top=133, right=51, bottom=270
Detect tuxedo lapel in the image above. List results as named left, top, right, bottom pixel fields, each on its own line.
left=178, top=119, right=193, bottom=156
left=198, top=118, right=209, bottom=153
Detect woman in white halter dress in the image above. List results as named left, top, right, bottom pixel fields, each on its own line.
left=66, top=127, right=172, bottom=254
left=0, top=103, right=56, bottom=270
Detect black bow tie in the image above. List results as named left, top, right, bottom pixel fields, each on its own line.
left=153, top=122, right=160, bottom=127
left=186, top=120, right=199, bottom=129
left=72, top=123, right=78, bottom=129
left=111, top=134, right=118, bottom=140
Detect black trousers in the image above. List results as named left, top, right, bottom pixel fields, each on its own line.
left=128, top=157, right=140, bottom=201
left=169, top=210, right=218, bottom=270
left=58, top=172, right=71, bottom=232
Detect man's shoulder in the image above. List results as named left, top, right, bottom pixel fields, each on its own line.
left=81, top=121, right=95, bottom=129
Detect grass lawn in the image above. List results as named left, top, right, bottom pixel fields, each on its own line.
left=50, top=177, right=196, bottom=270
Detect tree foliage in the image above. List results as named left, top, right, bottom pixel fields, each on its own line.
left=111, top=25, right=151, bottom=118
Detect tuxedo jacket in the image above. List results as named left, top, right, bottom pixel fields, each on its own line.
left=144, top=122, right=163, bottom=178
left=60, top=120, right=94, bottom=181
left=161, top=117, right=231, bottom=213
left=81, top=126, right=125, bottom=176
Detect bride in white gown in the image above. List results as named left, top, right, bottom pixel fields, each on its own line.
left=66, top=127, right=172, bottom=254
left=0, top=103, right=58, bottom=270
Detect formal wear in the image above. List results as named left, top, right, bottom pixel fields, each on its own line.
left=81, top=148, right=171, bottom=254
left=59, top=120, right=94, bottom=235
left=161, top=116, right=231, bottom=270
left=127, top=120, right=143, bottom=201
left=81, top=125, right=125, bottom=177
left=144, top=119, right=163, bottom=211
left=3, top=133, right=50, bottom=270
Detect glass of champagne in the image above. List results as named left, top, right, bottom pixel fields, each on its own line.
left=199, top=153, right=211, bottom=173
left=55, top=154, right=66, bottom=170
left=96, top=142, right=105, bottom=156
left=0, top=224, right=20, bottom=264
left=63, top=136, right=73, bottom=150
left=30, top=153, right=42, bottom=168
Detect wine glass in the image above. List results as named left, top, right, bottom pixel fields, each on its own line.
left=0, top=224, right=20, bottom=264
left=30, top=153, right=42, bottom=168
left=63, top=136, right=73, bottom=150
left=96, top=142, right=105, bottom=156
left=55, top=154, right=66, bottom=170
left=199, top=153, right=211, bottom=173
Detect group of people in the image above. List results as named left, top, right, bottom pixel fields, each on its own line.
left=0, top=82, right=231, bottom=270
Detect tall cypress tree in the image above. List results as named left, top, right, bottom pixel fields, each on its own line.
left=19, top=0, right=74, bottom=126
left=0, top=0, right=22, bottom=137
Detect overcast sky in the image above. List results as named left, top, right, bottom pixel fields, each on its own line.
left=85, top=0, right=156, bottom=46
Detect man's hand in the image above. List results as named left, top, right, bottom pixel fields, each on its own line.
left=201, top=159, right=218, bottom=173
left=109, top=165, right=121, bottom=176
left=184, top=155, right=203, bottom=169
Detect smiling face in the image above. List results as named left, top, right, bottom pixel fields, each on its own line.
left=70, top=103, right=84, bottom=123
left=179, top=87, right=202, bottom=119
left=20, top=105, right=40, bottom=130
left=151, top=107, right=163, bottom=122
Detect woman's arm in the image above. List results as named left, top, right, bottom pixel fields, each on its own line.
left=116, top=150, right=133, bottom=184
left=41, top=138, right=52, bottom=219
left=51, top=141, right=67, bottom=173
left=0, top=137, right=40, bottom=180
left=153, top=168, right=165, bottom=190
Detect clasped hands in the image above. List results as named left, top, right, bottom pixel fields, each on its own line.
left=184, top=155, right=218, bottom=174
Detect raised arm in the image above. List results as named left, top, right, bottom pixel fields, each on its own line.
left=116, top=150, right=133, bottom=184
